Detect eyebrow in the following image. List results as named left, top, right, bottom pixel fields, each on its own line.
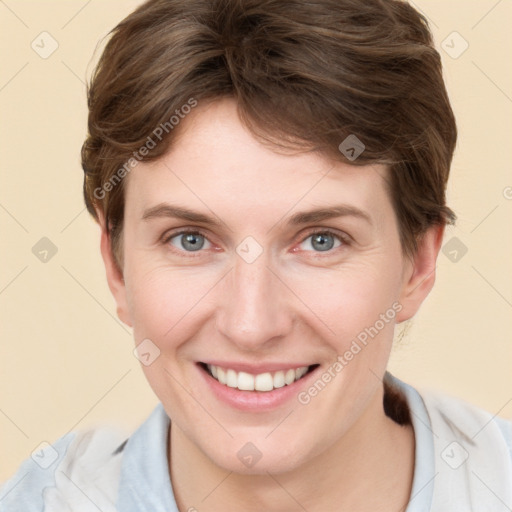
left=141, top=203, right=372, bottom=227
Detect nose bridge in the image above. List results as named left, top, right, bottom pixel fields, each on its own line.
left=216, top=253, right=292, bottom=348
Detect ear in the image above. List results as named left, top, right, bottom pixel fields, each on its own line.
left=396, top=224, right=445, bottom=323
left=97, top=212, right=133, bottom=328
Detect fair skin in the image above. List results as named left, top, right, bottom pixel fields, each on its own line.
left=100, top=98, right=444, bottom=511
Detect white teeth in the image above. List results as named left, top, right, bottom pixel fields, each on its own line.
left=217, top=367, right=227, bottom=385
left=273, top=370, right=285, bottom=388
left=226, top=369, right=237, bottom=388
left=296, top=367, right=308, bottom=379
left=206, top=364, right=311, bottom=392
left=255, top=373, right=274, bottom=391
left=284, top=369, right=296, bottom=385
left=237, top=371, right=255, bottom=391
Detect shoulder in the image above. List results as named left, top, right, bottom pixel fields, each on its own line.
left=415, top=384, right=512, bottom=511
left=418, top=386, right=512, bottom=455
left=0, top=425, right=128, bottom=512
left=386, top=373, right=512, bottom=510
left=386, top=373, right=512, bottom=455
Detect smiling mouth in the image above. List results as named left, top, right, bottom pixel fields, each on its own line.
left=198, top=362, right=320, bottom=392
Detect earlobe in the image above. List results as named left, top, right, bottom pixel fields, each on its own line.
left=98, top=212, right=133, bottom=328
left=396, top=224, right=445, bottom=323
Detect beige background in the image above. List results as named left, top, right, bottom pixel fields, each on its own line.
left=0, top=0, right=511, bottom=481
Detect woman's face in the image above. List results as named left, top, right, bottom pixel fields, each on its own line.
left=103, top=97, right=437, bottom=474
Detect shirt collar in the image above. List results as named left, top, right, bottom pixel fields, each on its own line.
left=116, top=373, right=435, bottom=512
left=385, top=372, right=435, bottom=512
left=117, top=402, right=178, bottom=511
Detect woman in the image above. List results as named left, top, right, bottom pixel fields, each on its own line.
left=1, top=0, right=511, bottom=510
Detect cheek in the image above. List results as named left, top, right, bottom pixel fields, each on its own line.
left=125, top=264, right=218, bottom=344
left=288, top=262, right=402, bottom=346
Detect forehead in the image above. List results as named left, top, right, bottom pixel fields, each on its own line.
left=124, top=98, right=393, bottom=228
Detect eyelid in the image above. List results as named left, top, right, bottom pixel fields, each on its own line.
left=161, top=227, right=210, bottom=243
left=299, top=227, right=351, bottom=243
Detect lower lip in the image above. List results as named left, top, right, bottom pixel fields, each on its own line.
left=196, top=363, right=319, bottom=412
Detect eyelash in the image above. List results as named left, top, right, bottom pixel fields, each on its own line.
left=161, top=228, right=351, bottom=257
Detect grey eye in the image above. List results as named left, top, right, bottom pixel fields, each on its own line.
left=169, top=232, right=210, bottom=252
left=300, top=232, right=342, bottom=252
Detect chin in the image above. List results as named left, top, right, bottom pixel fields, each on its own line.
left=202, top=435, right=311, bottom=476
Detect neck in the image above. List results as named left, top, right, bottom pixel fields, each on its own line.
left=168, top=384, right=415, bottom=512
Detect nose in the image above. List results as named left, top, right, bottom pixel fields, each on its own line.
left=215, top=254, right=294, bottom=351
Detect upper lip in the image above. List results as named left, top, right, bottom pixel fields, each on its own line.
left=200, top=361, right=317, bottom=374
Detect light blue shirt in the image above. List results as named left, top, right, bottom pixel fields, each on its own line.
left=1, top=374, right=511, bottom=511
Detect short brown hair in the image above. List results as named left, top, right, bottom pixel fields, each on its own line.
left=82, top=0, right=457, bottom=269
